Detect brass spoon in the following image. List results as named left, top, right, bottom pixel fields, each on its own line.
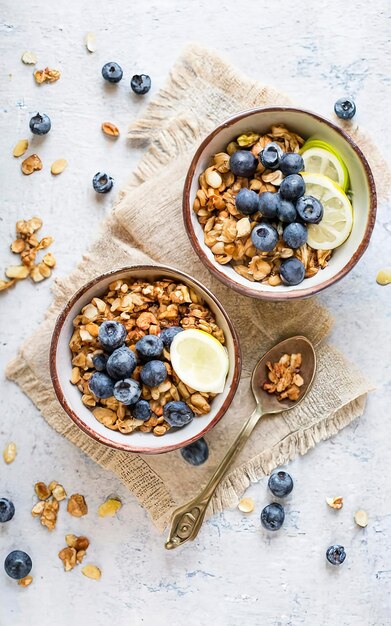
left=165, top=335, right=316, bottom=550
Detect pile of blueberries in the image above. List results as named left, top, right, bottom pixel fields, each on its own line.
left=260, top=470, right=346, bottom=566
left=230, top=143, right=323, bottom=287
left=0, top=498, right=33, bottom=581
left=88, top=320, right=196, bottom=428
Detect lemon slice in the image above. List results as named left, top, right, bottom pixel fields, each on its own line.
left=301, top=139, right=349, bottom=191
left=302, top=147, right=348, bottom=191
left=170, top=329, right=229, bottom=394
left=302, top=172, right=353, bottom=250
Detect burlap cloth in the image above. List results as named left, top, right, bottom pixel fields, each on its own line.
left=7, top=45, right=388, bottom=532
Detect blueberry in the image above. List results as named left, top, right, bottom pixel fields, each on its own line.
left=296, top=195, right=324, bottom=224
left=113, top=379, right=141, bottom=405
left=102, top=62, right=123, bottom=83
left=29, top=113, right=51, bottom=135
left=92, top=172, right=114, bottom=194
left=258, top=191, right=279, bottom=218
left=282, top=223, right=308, bottom=249
left=279, top=174, right=305, bottom=201
left=235, top=188, right=260, bottom=215
left=98, top=321, right=127, bottom=352
left=279, top=152, right=304, bottom=176
left=106, top=346, right=137, bottom=380
left=276, top=197, right=297, bottom=223
left=132, top=400, right=151, bottom=421
left=0, top=498, right=15, bottom=523
left=180, top=438, right=209, bottom=466
left=260, top=503, right=285, bottom=531
left=140, top=360, right=167, bottom=388
left=130, top=74, right=151, bottom=95
left=159, top=326, right=183, bottom=348
left=4, top=550, right=32, bottom=580
left=136, top=335, right=163, bottom=361
left=259, top=142, right=283, bottom=170
left=229, top=150, right=258, bottom=178
left=251, top=222, right=278, bottom=252
left=280, top=257, right=306, bottom=286
left=163, top=401, right=194, bottom=428
left=334, top=97, right=356, bottom=120
left=88, top=372, right=114, bottom=399
left=92, top=353, right=107, bottom=372
left=268, top=471, right=294, bottom=497
left=326, top=544, right=346, bottom=565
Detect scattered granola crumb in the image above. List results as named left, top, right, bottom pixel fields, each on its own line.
left=81, top=564, right=101, bottom=580
left=354, top=509, right=368, bottom=527
left=326, top=496, right=344, bottom=510
left=59, top=535, right=90, bottom=571
left=21, top=51, right=37, bottom=65
left=13, top=139, right=29, bottom=157
left=18, top=575, right=33, bottom=587
left=34, top=482, right=51, bottom=500
left=98, top=498, right=122, bottom=517
left=40, top=498, right=59, bottom=531
left=101, top=122, right=119, bottom=137
left=51, top=483, right=67, bottom=501
left=21, top=153, right=42, bottom=175
left=3, top=442, right=17, bottom=464
left=34, top=67, right=61, bottom=84
left=238, top=497, right=254, bottom=513
left=67, top=494, right=88, bottom=517
left=58, top=547, right=77, bottom=571
left=376, top=268, right=391, bottom=286
left=263, top=353, right=304, bottom=401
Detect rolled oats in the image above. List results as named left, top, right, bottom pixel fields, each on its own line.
left=81, top=564, right=101, bottom=580
left=101, top=122, right=120, bottom=137
left=85, top=32, right=96, bottom=53
left=238, top=497, right=255, bottom=513
left=354, top=510, right=368, bottom=527
left=3, top=441, right=17, bottom=464
left=21, top=51, right=37, bottom=65
left=51, top=159, right=68, bottom=175
left=13, top=139, right=29, bottom=157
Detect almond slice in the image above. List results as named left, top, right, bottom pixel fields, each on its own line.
left=238, top=497, right=254, bottom=513
left=5, top=265, right=30, bottom=279
left=0, top=279, right=16, bottom=292
left=85, top=32, right=96, bottom=53
left=13, top=139, right=29, bottom=157
left=354, top=510, right=368, bottom=528
left=81, top=564, right=101, bottom=580
left=21, top=51, right=37, bottom=65
left=51, top=159, right=68, bottom=175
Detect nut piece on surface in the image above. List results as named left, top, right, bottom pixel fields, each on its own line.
left=81, top=564, right=101, bottom=580
left=85, top=32, right=96, bottom=53
left=51, top=159, right=68, bottom=175
left=67, top=494, right=88, bottom=517
left=31, top=501, right=45, bottom=517
left=21, top=51, right=37, bottom=65
left=101, top=122, right=119, bottom=137
left=0, top=278, right=17, bottom=291
left=376, top=268, right=391, bottom=286
left=98, top=498, right=122, bottom=518
left=354, top=510, right=368, bottom=528
left=34, top=67, right=61, bottom=84
left=3, top=442, right=17, bottom=464
left=21, top=154, right=42, bottom=175
left=326, top=496, right=344, bottom=510
left=5, top=265, right=30, bottom=279
left=51, top=483, right=67, bottom=501
left=58, top=547, right=77, bottom=571
left=40, top=498, right=59, bottom=530
left=238, top=497, right=255, bottom=513
left=34, top=482, right=51, bottom=500
left=18, top=575, right=33, bottom=587
left=13, top=139, right=29, bottom=157
left=11, top=239, right=26, bottom=253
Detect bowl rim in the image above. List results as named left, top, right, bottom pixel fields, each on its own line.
left=49, top=264, right=242, bottom=454
left=183, top=106, right=377, bottom=300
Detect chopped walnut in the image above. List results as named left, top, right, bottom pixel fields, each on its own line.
left=263, top=352, right=304, bottom=401
left=34, top=67, right=61, bottom=83
left=67, top=494, right=88, bottom=517
left=59, top=535, right=90, bottom=571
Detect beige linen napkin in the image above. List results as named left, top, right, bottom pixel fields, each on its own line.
left=7, top=45, right=386, bottom=532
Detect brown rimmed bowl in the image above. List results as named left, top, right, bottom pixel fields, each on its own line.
left=183, top=107, right=377, bottom=300
left=50, top=265, right=241, bottom=455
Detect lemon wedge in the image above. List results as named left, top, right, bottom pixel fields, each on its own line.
left=301, top=139, right=349, bottom=191
left=302, top=172, right=353, bottom=250
left=170, top=329, right=229, bottom=394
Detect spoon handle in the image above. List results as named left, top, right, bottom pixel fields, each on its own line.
left=165, top=405, right=263, bottom=550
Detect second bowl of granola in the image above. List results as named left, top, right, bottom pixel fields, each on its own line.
left=50, top=266, right=241, bottom=454
left=183, top=107, right=376, bottom=299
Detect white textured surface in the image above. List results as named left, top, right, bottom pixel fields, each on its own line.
left=1, top=1, right=390, bottom=625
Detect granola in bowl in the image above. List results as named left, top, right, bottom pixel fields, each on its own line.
left=69, top=276, right=228, bottom=437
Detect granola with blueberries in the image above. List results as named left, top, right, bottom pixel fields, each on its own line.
left=69, top=277, right=226, bottom=436
left=193, top=125, right=353, bottom=287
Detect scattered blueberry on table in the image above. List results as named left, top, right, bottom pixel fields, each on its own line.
left=98, top=321, right=127, bottom=352
left=280, top=257, right=306, bottom=286
left=139, top=360, right=167, bottom=387
left=251, top=222, right=279, bottom=252
left=130, top=74, right=151, bottom=95
left=268, top=471, right=294, bottom=497
left=259, top=142, right=283, bottom=170
left=334, top=97, right=356, bottom=120
left=180, top=437, right=209, bottom=465
left=29, top=112, right=51, bottom=135
left=4, top=550, right=32, bottom=580
left=106, top=346, right=137, bottom=380
left=92, top=172, right=114, bottom=194
left=283, top=222, right=308, bottom=249
left=326, top=544, right=346, bottom=565
left=101, top=62, right=123, bottom=83
left=260, top=502, right=285, bottom=531
left=0, top=498, right=15, bottom=523
left=113, top=378, right=141, bottom=405
left=163, top=401, right=194, bottom=428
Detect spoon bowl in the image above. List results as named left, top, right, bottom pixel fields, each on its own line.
left=251, top=335, right=317, bottom=414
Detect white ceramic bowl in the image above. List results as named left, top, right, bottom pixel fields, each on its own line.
left=50, top=266, right=241, bottom=454
left=183, top=107, right=376, bottom=300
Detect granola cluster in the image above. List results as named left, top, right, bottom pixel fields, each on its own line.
left=69, top=277, right=225, bottom=436
left=263, top=352, right=304, bottom=401
left=193, top=126, right=332, bottom=286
